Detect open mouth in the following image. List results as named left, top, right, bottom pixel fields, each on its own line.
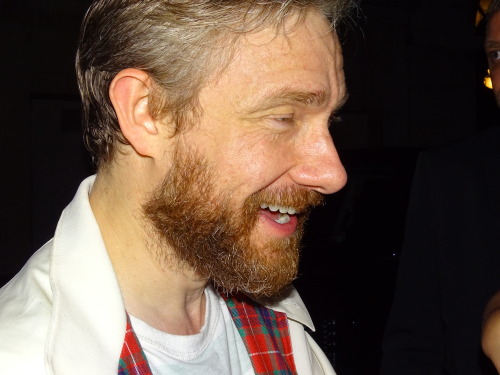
left=259, top=203, right=297, bottom=224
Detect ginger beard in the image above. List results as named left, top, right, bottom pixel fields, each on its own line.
left=143, top=147, right=323, bottom=297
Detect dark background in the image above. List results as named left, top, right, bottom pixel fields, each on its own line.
left=0, top=0, right=499, bottom=374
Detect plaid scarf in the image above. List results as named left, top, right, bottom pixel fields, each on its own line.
left=118, top=292, right=297, bottom=375
left=118, top=315, right=151, bottom=375
left=222, top=293, right=297, bottom=374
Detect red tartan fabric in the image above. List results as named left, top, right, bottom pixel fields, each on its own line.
left=222, top=293, right=298, bottom=375
left=118, top=293, right=297, bottom=374
left=118, top=315, right=153, bottom=375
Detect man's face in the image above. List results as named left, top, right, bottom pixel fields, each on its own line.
left=145, top=10, right=347, bottom=296
left=486, top=11, right=500, bottom=105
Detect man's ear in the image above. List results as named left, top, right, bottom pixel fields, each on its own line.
left=109, top=68, right=159, bottom=158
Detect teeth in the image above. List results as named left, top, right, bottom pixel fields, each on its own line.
left=260, top=203, right=297, bottom=215
left=275, top=213, right=291, bottom=224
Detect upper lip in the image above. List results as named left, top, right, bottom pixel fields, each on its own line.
left=259, top=203, right=297, bottom=215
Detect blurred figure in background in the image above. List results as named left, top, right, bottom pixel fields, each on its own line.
left=481, top=1, right=500, bottom=373
left=483, top=291, right=500, bottom=373
left=381, top=1, right=500, bottom=373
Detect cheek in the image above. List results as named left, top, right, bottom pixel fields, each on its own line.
left=216, top=139, right=292, bottom=189
left=491, top=69, right=500, bottom=92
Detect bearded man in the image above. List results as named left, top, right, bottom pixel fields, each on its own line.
left=0, top=1, right=351, bottom=374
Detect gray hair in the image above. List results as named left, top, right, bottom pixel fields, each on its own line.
left=76, top=0, right=354, bottom=167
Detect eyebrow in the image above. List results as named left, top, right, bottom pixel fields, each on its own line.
left=246, top=88, right=331, bottom=113
left=485, top=40, right=500, bottom=49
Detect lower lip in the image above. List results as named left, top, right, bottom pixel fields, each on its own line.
left=258, top=209, right=298, bottom=237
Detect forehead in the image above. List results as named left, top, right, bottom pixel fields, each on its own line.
left=488, top=12, right=500, bottom=39
left=204, top=10, right=345, bottom=110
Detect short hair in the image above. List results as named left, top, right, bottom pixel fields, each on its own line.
left=489, top=0, right=500, bottom=14
left=76, top=0, right=353, bottom=167
left=487, top=0, right=500, bottom=26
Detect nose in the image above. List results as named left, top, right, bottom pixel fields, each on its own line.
left=289, top=127, right=347, bottom=195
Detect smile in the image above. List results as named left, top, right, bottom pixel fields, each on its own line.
left=259, top=203, right=297, bottom=224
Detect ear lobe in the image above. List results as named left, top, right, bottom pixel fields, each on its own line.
left=109, top=68, right=159, bottom=158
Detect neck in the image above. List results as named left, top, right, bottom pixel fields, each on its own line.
left=89, top=166, right=208, bottom=335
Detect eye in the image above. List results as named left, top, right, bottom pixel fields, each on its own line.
left=488, top=51, right=500, bottom=65
left=269, top=114, right=295, bottom=125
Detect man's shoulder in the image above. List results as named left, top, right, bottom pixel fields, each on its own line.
left=0, top=240, right=53, bottom=305
left=413, top=126, right=500, bottom=188
left=0, top=241, right=54, bottom=371
left=422, top=126, right=500, bottom=167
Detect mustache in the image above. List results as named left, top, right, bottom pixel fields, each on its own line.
left=245, top=186, right=324, bottom=215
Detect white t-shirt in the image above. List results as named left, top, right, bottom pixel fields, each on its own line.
left=129, top=285, right=254, bottom=375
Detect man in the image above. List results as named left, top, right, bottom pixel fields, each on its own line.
left=381, top=1, right=500, bottom=374
left=484, top=292, right=500, bottom=374
left=481, top=1, right=500, bottom=373
left=0, top=0, right=351, bottom=374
